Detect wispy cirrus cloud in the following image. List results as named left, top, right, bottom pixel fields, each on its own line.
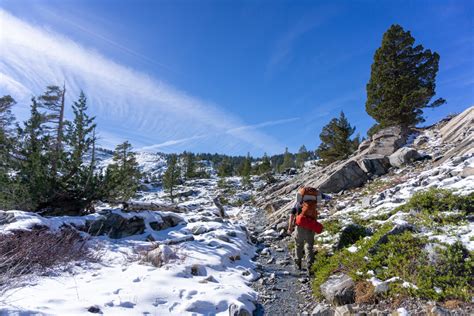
left=0, top=9, right=287, bottom=155
left=139, top=117, right=300, bottom=152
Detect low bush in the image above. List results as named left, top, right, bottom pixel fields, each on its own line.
left=0, top=226, right=97, bottom=294
left=398, top=188, right=473, bottom=215
left=336, top=224, right=371, bottom=250
left=311, top=224, right=473, bottom=302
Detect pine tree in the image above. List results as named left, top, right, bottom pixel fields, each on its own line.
left=183, top=152, right=197, bottom=179
left=240, top=153, right=252, bottom=187
left=163, top=154, right=181, bottom=203
left=63, top=92, right=100, bottom=208
left=38, top=85, right=67, bottom=178
left=16, top=98, right=51, bottom=209
left=279, top=147, right=294, bottom=172
left=0, top=96, right=17, bottom=208
left=218, top=157, right=233, bottom=177
left=258, top=153, right=272, bottom=175
left=105, top=141, right=142, bottom=201
left=316, top=111, right=358, bottom=166
left=366, top=24, right=445, bottom=130
left=295, top=145, right=309, bottom=169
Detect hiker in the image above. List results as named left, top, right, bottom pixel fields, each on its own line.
left=287, top=187, right=324, bottom=272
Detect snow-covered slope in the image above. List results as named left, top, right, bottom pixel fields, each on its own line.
left=0, top=176, right=259, bottom=315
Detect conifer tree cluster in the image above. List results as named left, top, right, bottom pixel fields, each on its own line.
left=0, top=87, right=142, bottom=214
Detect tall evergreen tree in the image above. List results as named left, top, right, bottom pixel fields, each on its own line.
left=316, top=111, right=358, bottom=166
left=16, top=98, right=50, bottom=209
left=38, top=85, right=67, bottom=178
left=279, top=147, right=295, bottom=172
left=62, top=92, right=100, bottom=207
left=296, top=145, right=310, bottom=168
left=240, top=153, right=252, bottom=187
left=183, top=151, right=197, bottom=179
left=105, top=141, right=142, bottom=201
left=218, top=157, right=233, bottom=177
left=163, top=154, right=181, bottom=203
left=258, top=153, right=272, bottom=175
left=0, top=96, right=17, bottom=208
left=366, top=24, right=445, bottom=131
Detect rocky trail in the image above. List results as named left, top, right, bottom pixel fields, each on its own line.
left=248, top=208, right=318, bottom=316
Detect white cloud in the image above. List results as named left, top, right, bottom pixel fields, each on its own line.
left=0, top=9, right=286, bottom=155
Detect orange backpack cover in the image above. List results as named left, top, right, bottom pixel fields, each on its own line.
left=295, top=187, right=323, bottom=234
left=299, top=187, right=319, bottom=219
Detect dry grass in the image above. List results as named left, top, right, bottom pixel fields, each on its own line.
left=0, top=225, right=98, bottom=295
left=355, top=281, right=377, bottom=304
left=443, top=300, right=463, bottom=310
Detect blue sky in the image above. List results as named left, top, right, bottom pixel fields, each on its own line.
left=0, top=0, right=473, bottom=156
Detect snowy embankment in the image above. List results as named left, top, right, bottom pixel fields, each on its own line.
left=323, top=152, right=474, bottom=252
left=0, top=178, right=259, bottom=315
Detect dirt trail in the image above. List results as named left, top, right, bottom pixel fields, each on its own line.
left=248, top=208, right=318, bottom=316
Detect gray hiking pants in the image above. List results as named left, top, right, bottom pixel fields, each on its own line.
left=294, top=225, right=315, bottom=268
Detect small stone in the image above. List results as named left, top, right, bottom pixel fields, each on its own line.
left=335, top=304, right=353, bottom=316
left=198, top=275, right=218, bottom=283
left=311, top=304, right=334, bottom=316
left=87, top=305, right=102, bottom=314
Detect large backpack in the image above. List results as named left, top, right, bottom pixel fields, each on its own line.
left=295, top=187, right=323, bottom=234
left=299, top=187, right=319, bottom=219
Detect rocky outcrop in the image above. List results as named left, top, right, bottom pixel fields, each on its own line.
left=364, top=126, right=410, bottom=156
left=315, top=161, right=369, bottom=193
left=320, top=274, right=355, bottom=306
left=389, top=147, right=421, bottom=168
left=85, top=210, right=183, bottom=239
left=149, top=213, right=183, bottom=231
left=86, top=211, right=145, bottom=239
left=435, top=106, right=474, bottom=165
left=356, top=155, right=391, bottom=176
left=439, top=106, right=473, bottom=144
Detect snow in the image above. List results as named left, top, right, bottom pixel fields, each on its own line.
left=329, top=153, right=474, bottom=251
left=0, top=175, right=259, bottom=315
left=347, top=245, right=359, bottom=253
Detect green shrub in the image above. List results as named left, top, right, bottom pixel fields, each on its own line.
left=336, top=224, right=371, bottom=250
left=369, top=233, right=472, bottom=301
left=397, top=188, right=473, bottom=227
left=311, top=224, right=393, bottom=299
left=322, top=219, right=342, bottom=235
left=398, top=188, right=473, bottom=215
left=311, top=224, right=473, bottom=302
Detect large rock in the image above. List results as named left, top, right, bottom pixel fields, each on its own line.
left=320, top=274, right=355, bottom=306
left=146, top=245, right=177, bottom=267
left=86, top=211, right=145, bottom=239
left=364, top=126, right=409, bottom=156
left=356, top=155, right=391, bottom=176
left=439, top=106, right=474, bottom=144
left=317, top=161, right=369, bottom=193
left=389, top=147, right=421, bottom=168
left=0, top=211, right=16, bottom=225
left=149, top=214, right=183, bottom=231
